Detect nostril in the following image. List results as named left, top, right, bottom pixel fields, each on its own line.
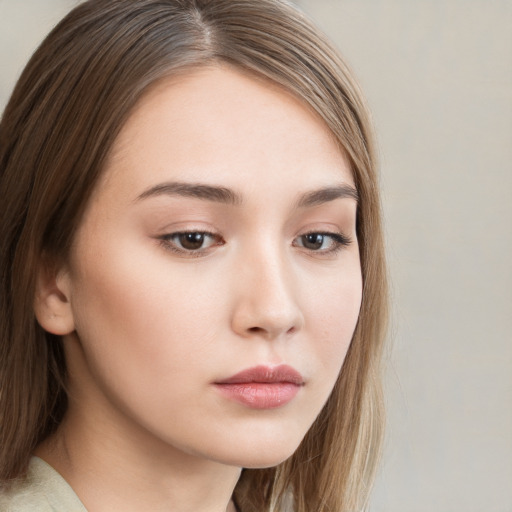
left=246, top=325, right=297, bottom=337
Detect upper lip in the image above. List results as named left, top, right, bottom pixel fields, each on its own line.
left=215, top=365, right=304, bottom=385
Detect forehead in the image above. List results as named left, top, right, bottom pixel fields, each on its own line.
left=103, top=64, right=353, bottom=197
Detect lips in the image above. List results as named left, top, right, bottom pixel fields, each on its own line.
left=214, top=365, right=304, bottom=409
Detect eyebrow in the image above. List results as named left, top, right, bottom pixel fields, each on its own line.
left=295, top=184, right=359, bottom=208
left=135, top=181, right=358, bottom=207
left=136, top=182, right=242, bottom=205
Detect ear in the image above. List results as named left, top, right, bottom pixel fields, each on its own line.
left=34, top=260, right=75, bottom=335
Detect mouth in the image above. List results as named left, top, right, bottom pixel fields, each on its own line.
left=214, top=365, right=304, bottom=409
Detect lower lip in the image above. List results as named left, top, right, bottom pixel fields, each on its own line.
left=214, top=382, right=301, bottom=409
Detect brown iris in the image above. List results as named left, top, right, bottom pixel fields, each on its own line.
left=301, top=233, right=325, bottom=250
left=178, top=232, right=206, bottom=250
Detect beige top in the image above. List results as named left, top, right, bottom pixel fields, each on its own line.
left=0, top=457, right=87, bottom=511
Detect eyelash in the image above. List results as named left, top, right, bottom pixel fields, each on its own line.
left=158, top=230, right=352, bottom=257
left=158, top=231, right=224, bottom=258
left=292, top=231, right=352, bottom=255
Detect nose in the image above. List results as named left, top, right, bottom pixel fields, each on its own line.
left=230, top=247, right=305, bottom=341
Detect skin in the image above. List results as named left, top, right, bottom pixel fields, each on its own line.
left=35, top=66, right=362, bottom=512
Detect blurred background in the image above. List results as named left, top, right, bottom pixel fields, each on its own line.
left=1, top=1, right=511, bottom=511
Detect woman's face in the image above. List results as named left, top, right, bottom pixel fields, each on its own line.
left=60, top=66, right=362, bottom=468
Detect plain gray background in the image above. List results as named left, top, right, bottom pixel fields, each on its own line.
left=1, top=1, right=511, bottom=511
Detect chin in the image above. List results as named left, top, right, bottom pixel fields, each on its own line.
left=203, top=425, right=307, bottom=469
left=239, top=452, right=295, bottom=469
left=215, top=449, right=297, bottom=470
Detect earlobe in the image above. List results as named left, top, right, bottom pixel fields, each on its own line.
left=34, top=262, right=75, bottom=335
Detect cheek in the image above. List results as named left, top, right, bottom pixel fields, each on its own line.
left=68, top=238, right=228, bottom=397
left=304, top=265, right=362, bottom=375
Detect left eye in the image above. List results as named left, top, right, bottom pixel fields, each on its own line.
left=294, top=232, right=351, bottom=253
left=161, top=232, right=222, bottom=252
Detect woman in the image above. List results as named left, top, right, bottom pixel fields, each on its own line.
left=0, top=1, right=387, bottom=511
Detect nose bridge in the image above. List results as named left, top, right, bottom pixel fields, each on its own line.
left=231, top=236, right=304, bottom=339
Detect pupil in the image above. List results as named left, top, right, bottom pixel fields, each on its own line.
left=304, top=233, right=323, bottom=249
left=179, top=233, right=204, bottom=250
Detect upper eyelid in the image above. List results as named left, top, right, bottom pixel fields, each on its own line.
left=296, top=228, right=352, bottom=240
left=158, top=231, right=223, bottom=256
left=164, top=229, right=218, bottom=236
left=162, top=230, right=222, bottom=243
left=161, top=228, right=348, bottom=238
left=294, top=231, right=352, bottom=247
left=160, top=228, right=350, bottom=239
left=159, top=229, right=351, bottom=255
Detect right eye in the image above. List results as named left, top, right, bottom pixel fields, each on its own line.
left=293, top=231, right=352, bottom=255
left=159, top=231, right=224, bottom=255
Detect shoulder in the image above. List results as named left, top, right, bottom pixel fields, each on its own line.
left=0, top=457, right=87, bottom=512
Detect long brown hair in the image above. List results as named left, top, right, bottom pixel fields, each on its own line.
left=0, top=1, right=387, bottom=510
